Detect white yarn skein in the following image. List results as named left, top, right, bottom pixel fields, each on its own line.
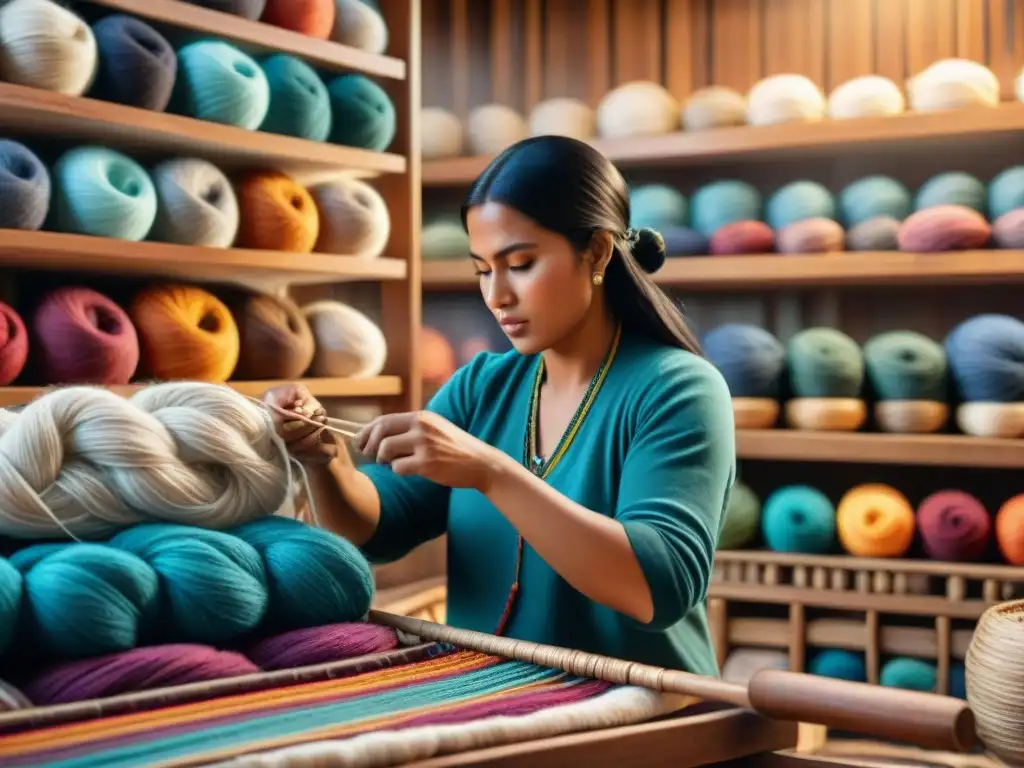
left=466, top=104, right=528, bottom=155
left=907, top=58, right=1000, bottom=111
left=827, top=75, right=905, bottom=119
left=528, top=98, right=597, bottom=141
left=303, top=300, right=388, bottom=379
left=0, top=383, right=293, bottom=540
left=421, top=107, right=464, bottom=159
left=596, top=81, right=680, bottom=139
left=683, top=86, right=747, bottom=131
left=746, top=74, right=826, bottom=126
left=331, top=0, right=388, bottom=55
left=0, top=0, right=98, bottom=97
left=309, top=177, right=391, bottom=259
left=151, top=158, right=240, bottom=248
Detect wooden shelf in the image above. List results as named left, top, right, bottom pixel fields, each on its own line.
left=0, top=83, right=405, bottom=177
left=422, top=251, right=1024, bottom=291
left=89, top=0, right=406, bottom=80
left=736, top=430, right=1024, bottom=469
left=423, top=103, right=1024, bottom=186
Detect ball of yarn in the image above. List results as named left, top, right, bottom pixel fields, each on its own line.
left=775, top=218, right=844, bottom=254
left=683, top=86, right=747, bottom=131
left=827, top=75, right=905, bottom=119
left=989, top=166, right=1024, bottom=219
left=173, top=41, right=270, bottom=130
left=32, top=286, right=139, bottom=385
left=261, top=0, right=335, bottom=39
left=232, top=516, right=374, bottom=629
left=596, top=81, right=679, bottom=139
left=761, top=485, right=836, bottom=554
left=258, top=53, right=331, bottom=141
left=630, top=185, right=687, bottom=230
left=840, top=176, right=911, bottom=227
left=690, top=181, right=762, bottom=238
left=703, top=323, right=785, bottom=399
left=236, top=171, right=320, bottom=253
left=465, top=103, right=528, bottom=155
left=23, top=643, right=260, bottom=705
left=303, top=300, right=387, bottom=378
left=995, top=495, right=1024, bottom=565
left=309, top=177, right=390, bottom=258
left=330, top=0, right=388, bottom=55
left=421, top=107, right=464, bottom=159
left=897, top=205, right=991, bottom=252
left=993, top=209, right=1024, bottom=249
left=151, top=158, right=240, bottom=248
left=0, top=301, right=29, bottom=386
left=0, top=140, right=50, bottom=231
left=719, top=481, right=760, bottom=549
left=528, top=98, right=596, bottom=141
left=863, top=330, right=947, bottom=401
left=766, top=181, right=836, bottom=230
left=709, top=221, right=774, bottom=255
left=836, top=483, right=915, bottom=558
left=908, top=58, right=1000, bottom=111
left=326, top=74, right=397, bottom=151
left=184, top=0, right=267, bottom=18
left=746, top=74, right=826, bottom=126
left=421, top=326, right=457, bottom=388
left=129, top=284, right=240, bottom=383
left=787, top=327, right=864, bottom=398
left=721, top=648, right=789, bottom=685
left=422, top=219, right=470, bottom=260
left=232, top=292, right=315, bottom=380
left=246, top=622, right=399, bottom=670
left=90, top=14, right=177, bottom=112
left=53, top=146, right=157, bottom=241
left=0, top=557, right=22, bottom=656
left=0, top=0, right=98, bottom=96
left=661, top=226, right=709, bottom=256
left=916, top=490, right=992, bottom=562
left=880, top=657, right=936, bottom=692
left=945, top=314, right=1024, bottom=402
left=916, top=171, right=986, bottom=215
left=845, top=216, right=901, bottom=251
left=808, top=650, right=866, bottom=682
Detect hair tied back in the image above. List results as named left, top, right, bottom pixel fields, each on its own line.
left=626, top=226, right=667, bottom=274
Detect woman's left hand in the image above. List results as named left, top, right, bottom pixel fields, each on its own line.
left=354, top=411, right=507, bottom=492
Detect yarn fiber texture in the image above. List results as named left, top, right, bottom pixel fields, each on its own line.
left=261, top=0, right=335, bottom=39
left=863, top=330, right=947, bottom=401
left=787, top=328, right=864, bottom=399
left=303, top=300, right=387, bottom=378
left=90, top=14, right=177, bottom=112
left=331, top=0, right=389, bottom=55
left=246, top=622, right=397, bottom=670
left=761, top=485, right=836, bottom=554
left=836, top=484, right=915, bottom=558
left=0, top=0, right=98, bottom=96
left=259, top=53, right=332, bottom=141
left=916, top=490, right=991, bottom=562
left=326, top=74, right=397, bottom=151
left=232, top=292, right=315, bottom=380
left=0, top=301, right=29, bottom=386
left=309, top=177, right=391, bottom=258
left=173, top=41, right=270, bottom=130
left=703, top=323, right=785, bottom=399
left=0, top=140, right=51, bottom=231
left=945, top=314, right=1024, bottom=402
left=237, top=171, right=320, bottom=253
left=150, top=158, right=240, bottom=248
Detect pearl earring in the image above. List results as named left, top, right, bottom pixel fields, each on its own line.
left=592, top=273, right=604, bottom=286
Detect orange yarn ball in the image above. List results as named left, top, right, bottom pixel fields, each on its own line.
left=420, top=327, right=456, bottom=388
left=995, top=494, right=1024, bottom=565
left=237, top=172, right=320, bottom=253
left=261, top=0, right=335, bottom=39
left=836, top=483, right=916, bottom=558
left=129, top=284, right=240, bottom=383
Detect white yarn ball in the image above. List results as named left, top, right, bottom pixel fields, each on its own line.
left=330, top=0, right=388, bottom=55
left=828, top=75, right=906, bottom=119
left=422, top=219, right=469, bottom=260
left=746, top=74, right=826, bottom=126
left=421, top=107, right=464, bottom=160
left=907, top=58, right=1000, bottom=111
left=528, top=98, right=596, bottom=141
left=683, top=86, right=747, bottom=131
left=721, top=648, right=790, bottom=686
left=466, top=104, right=528, bottom=155
left=0, top=383, right=292, bottom=540
left=309, top=177, right=390, bottom=259
left=151, top=158, right=240, bottom=248
left=303, top=300, right=387, bottom=378
left=0, top=0, right=98, bottom=97
left=596, top=80, right=680, bottom=139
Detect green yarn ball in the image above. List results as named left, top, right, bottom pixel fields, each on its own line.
left=720, top=482, right=760, bottom=549
left=864, top=330, right=947, bottom=402
left=259, top=53, right=332, bottom=142
left=787, top=327, right=864, bottom=398
left=326, top=74, right=397, bottom=151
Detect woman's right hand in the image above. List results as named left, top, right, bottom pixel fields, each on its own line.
left=263, top=383, right=340, bottom=464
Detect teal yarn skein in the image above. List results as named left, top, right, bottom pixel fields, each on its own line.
left=52, top=147, right=157, bottom=241
left=173, top=40, right=270, bottom=130
left=864, top=330, right=947, bottom=402
left=914, top=171, right=987, bottom=215
left=839, top=176, right=911, bottom=227
left=719, top=481, right=760, bottom=549
left=988, top=165, right=1024, bottom=219
left=766, top=181, right=836, bottom=230
left=761, top=485, right=836, bottom=554
left=880, top=657, right=937, bottom=692
left=0, top=558, right=22, bottom=655
left=808, top=650, right=866, bottom=682
left=326, top=74, right=397, bottom=151
left=630, top=185, right=687, bottom=229
left=690, top=180, right=762, bottom=238
left=259, top=53, right=332, bottom=142
left=787, top=327, right=864, bottom=399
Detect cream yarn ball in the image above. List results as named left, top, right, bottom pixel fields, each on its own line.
left=309, top=177, right=390, bottom=258
left=302, top=300, right=388, bottom=378
left=151, top=158, right=240, bottom=248
left=330, top=0, right=388, bottom=55
left=683, top=86, right=747, bottom=131
left=596, top=80, right=680, bottom=139
left=528, top=98, right=597, bottom=141
left=0, top=0, right=99, bottom=97
left=421, top=107, right=464, bottom=160
left=746, top=74, right=826, bottom=126
left=466, top=104, right=528, bottom=155
left=721, top=649, right=790, bottom=686
left=907, top=58, right=1000, bottom=111
left=828, top=75, right=906, bottom=119
left=422, top=218, right=470, bottom=260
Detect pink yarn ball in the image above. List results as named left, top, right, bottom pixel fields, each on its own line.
left=776, top=218, right=845, bottom=254
left=916, top=490, right=992, bottom=562
left=897, top=205, right=992, bottom=252
left=709, top=220, right=774, bottom=255
left=0, top=301, right=28, bottom=385
left=992, top=209, right=1024, bottom=249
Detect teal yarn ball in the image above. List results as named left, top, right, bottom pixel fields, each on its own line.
left=232, top=516, right=374, bottom=629
left=326, top=74, right=396, bottom=151
left=787, top=327, right=864, bottom=399
left=949, top=663, right=966, bottom=699
left=761, top=485, right=836, bottom=554
left=988, top=165, right=1024, bottom=219
left=259, top=53, right=332, bottom=142
left=174, top=40, right=270, bottom=130
left=690, top=181, right=762, bottom=238
left=864, top=330, right=947, bottom=402
left=808, top=650, right=866, bottom=682
left=108, top=523, right=269, bottom=645
left=53, top=147, right=157, bottom=241
left=839, top=176, right=912, bottom=227
left=0, top=558, right=22, bottom=655
left=766, top=181, right=836, bottom=230
left=630, top=185, right=687, bottom=229
left=880, top=657, right=936, bottom=692
left=719, top=482, right=760, bottom=549
left=915, top=172, right=987, bottom=215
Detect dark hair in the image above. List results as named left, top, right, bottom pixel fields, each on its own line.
left=460, top=135, right=702, bottom=355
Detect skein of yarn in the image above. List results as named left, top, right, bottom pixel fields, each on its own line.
left=331, top=0, right=389, bottom=55
left=309, top=177, right=391, bottom=258
left=596, top=81, right=679, bottom=139
left=746, top=74, right=826, bottom=126
left=0, top=0, right=98, bottom=96
left=261, top=0, right=335, bottom=39
left=916, top=490, right=992, bottom=562
left=246, top=622, right=399, bottom=670
left=237, top=171, right=320, bottom=253
left=259, top=53, right=332, bottom=141
left=150, top=158, right=240, bottom=248
left=0, top=301, right=29, bottom=386
left=231, top=292, right=315, bottom=380
left=836, top=483, right=916, bottom=558
left=303, top=300, right=387, bottom=378
left=173, top=41, right=270, bottom=130
left=703, top=323, right=784, bottom=429
left=827, top=75, right=905, bottom=120
left=326, top=74, right=397, bottom=151
left=0, top=140, right=51, bottom=231
left=90, top=14, right=177, bottom=112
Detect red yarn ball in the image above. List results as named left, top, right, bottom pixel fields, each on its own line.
left=916, top=490, right=992, bottom=562
left=0, top=301, right=28, bottom=385
left=709, top=220, right=774, bottom=255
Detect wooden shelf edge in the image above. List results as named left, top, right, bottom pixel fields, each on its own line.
left=89, top=0, right=407, bottom=80
left=713, top=550, right=1022, bottom=580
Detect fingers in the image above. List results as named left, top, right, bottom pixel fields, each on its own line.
left=375, top=433, right=418, bottom=464
left=354, top=412, right=418, bottom=455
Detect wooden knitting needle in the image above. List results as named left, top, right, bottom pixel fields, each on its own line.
left=250, top=396, right=365, bottom=440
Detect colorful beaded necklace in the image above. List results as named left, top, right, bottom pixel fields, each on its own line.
left=493, top=323, right=624, bottom=636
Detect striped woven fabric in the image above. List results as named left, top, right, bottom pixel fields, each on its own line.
left=0, top=645, right=618, bottom=767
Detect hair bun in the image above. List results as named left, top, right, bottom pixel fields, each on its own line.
left=629, top=227, right=666, bottom=274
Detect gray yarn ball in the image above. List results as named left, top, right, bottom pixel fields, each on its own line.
left=845, top=216, right=901, bottom=251
left=0, top=140, right=50, bottom=231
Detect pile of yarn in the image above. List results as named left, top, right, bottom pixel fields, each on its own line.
left=420, top=57, right=1007, bottom=160
left=0, top=1, right=395, bottom=152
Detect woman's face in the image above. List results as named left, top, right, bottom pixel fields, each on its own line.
left=465, top=202, right=596, bottom=354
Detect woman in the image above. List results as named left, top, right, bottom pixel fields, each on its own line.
left=264, top=135, right=735, bottom=675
